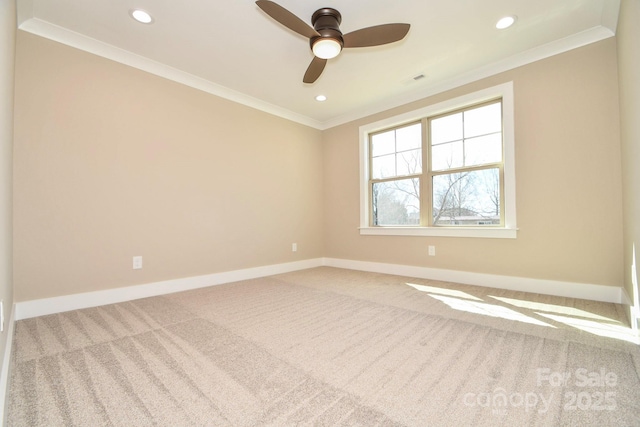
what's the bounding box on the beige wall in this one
[13,32,324,301]
[0,0,15,409]
[323,38,623,288]
[13,29,627,302]
[617,0,640,319]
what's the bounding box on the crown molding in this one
[321,25,615,129]
[19,17,615,131]
[18,18,324,130]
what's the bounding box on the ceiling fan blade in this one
[256,1,319,39]
[303,57,327,83]
[343,23,410,48]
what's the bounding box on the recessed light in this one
[315,95,327,102]
[496,15,517,30]
[130,9,154,24]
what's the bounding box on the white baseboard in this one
[322,258,627,304]
[15,258,324,320]
[14,256,628,321]
[627,293,640,332]
[0,303,15,426]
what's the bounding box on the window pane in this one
[396,123,422,152]
[397,149,422,176]
[373,178,420,226]
[432,140,463,171]
[372,131,395,157]
[431,113,462,145]
[432,168,500,226]
[465,133,502,167]
[464,102,501,138]
[372,154,396,179]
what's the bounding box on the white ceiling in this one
[17,0,619,129]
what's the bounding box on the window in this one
[370,122,422,226]
[430,100,503,226]
[359,82,516,238]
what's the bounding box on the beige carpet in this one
[7,267,640,426]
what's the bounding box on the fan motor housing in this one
[310,8,344,50]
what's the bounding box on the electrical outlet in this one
[133,256,143,269]
[292,243,297,252]
[428,246,436,256]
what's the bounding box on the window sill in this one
[359,226,518,239]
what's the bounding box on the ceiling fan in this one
[255,1,410,83]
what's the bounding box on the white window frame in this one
[359,82,517,239]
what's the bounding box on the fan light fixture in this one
[255,1,410,83]
[130,9,154,24]
[312,38,342,59]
